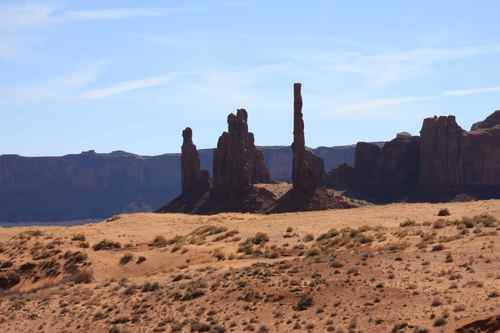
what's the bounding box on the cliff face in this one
[463,111,500,195]
[0,151,178,222]
[327,110,500,201]
[419,116,465,196]
[0,146,357,222]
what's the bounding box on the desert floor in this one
[2,200,500,332]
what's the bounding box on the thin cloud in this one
[336,96,437,114]
[314,44,500,86]
[329,82,500,115]
[63,8,172,21]
[81,74,178,99]
[0,4,172,31]
[2,62,106,103]
[443,86,500,97]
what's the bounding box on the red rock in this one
[213,109,271,196]
[181,127,209,194]
[342,134,420,199]
[463,110,500,195]
[291,83,324,193]
[326,163,355,190]
[353,142,382,193]
[419,116,465,197]
[158,128,210,213]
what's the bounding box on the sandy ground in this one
[1,200,500,332]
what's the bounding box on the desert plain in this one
[2,200,500,332]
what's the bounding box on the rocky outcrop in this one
[291,83,325,193]
[161,109,276,214]
[328,111,500,201]
[270,83,358,213]
[463,110,500,196]
[248,133,272,185]
[330,134,420,200]
[378,133,421,197]
[353,142,382,193]
[471,110,500,130]
[213,109,271,196]
[326,163,355,190]
[419,116,465,197]
[180,127,210,195]
[158,128,210,213]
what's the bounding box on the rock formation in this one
[291,83,325,193]
[270,83,358,213]
[158,128,210,213]
[378,133,420,197]
[471,110,500,130]
[419,116,465,197]
[463,110,500,196]
[213,109,271,196]
[328,110,500,201]
[353,142,382,193]
[326,163,355,190]
[329,134,420,200]
[180,127,210,195]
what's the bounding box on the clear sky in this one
[2,1,500,156]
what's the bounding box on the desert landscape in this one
[3,2,500,333]
[2,200,500,332]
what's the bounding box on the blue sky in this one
[2,1,500,156]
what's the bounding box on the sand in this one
[1,200,500,332]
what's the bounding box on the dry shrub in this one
[93,239,121,251]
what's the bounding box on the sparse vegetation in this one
[71,234,86,242]
[2,203,500,332]
[150,235,168,248]
[400,219,417,228]
[93,239,121,251]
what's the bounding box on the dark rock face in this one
[291,83,324,193]
[419,116,465,197]
[471,110,500,130]
[159,128,211,213]
[248,133,272,185]
[180,127,210,195]
[353,142,382,193]
[181,127,210,193]
[213,109,271,196]
[463,111,500,196]
[378,134,421,197]
[0,151,177,223]
[329,110,500,201]
[326,163,355,190]
[0,145,357,222]
[334,135,420,199]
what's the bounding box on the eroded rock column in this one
[291,83,324,193]
[180,127,209,195]
[213,109,271,195]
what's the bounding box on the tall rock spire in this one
[291,83,325,193]
[180,127,209,194]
